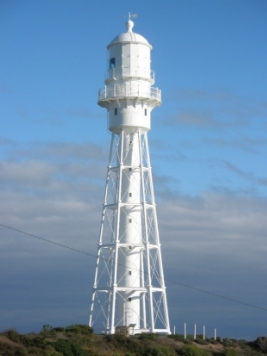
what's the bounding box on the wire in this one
[1,222,267,313]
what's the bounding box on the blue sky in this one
[0,0,267,340]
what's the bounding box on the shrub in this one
[194,339,208,345]
[65,324,93,335]
[223,339,234,348]
[144,344,176,356]
[31,337,48,350]
[106,334,144,354]
[5,329,20,343]
[54,339,87,356]
[28,346,46,355]
[42,325,53,332]
[139,333,158,341]
[52,327,65,332]
[168,334,185,342]
[224,348,239,356]
[181,343,212,356]
[248,336,267,353]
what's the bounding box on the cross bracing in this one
[89,130,170,334]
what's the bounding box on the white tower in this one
[89,17,170,335]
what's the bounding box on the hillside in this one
[0,324,266,356]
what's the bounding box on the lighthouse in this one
[89,16,170,335]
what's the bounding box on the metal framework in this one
[89,131,170,334]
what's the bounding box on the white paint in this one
[89,20,170,335]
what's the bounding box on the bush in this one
[168,334,185,342]
[194,339,208,345]
[224,348,239,356]
[181,343,212,356]
[105,334,144,355]
[223,339,234,348]
[52,327,65,332]
[54,339,87,356]
[139,333,158,341]
[65,324,93,335]
[42,325,53,332]
[249,336,267,353]
[144,344,176,356]
[28,346,46,355]
[5,329,20,343]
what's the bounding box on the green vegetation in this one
[0,324,266,356]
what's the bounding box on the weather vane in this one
[127,12,138,20]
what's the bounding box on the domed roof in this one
[107,20,152,49]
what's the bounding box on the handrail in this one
[105,67,155,81]
[98,83,161,102]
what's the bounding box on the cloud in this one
[66,108,96,119]
[222,160,255,181]
[9,142,107,162]
[0,138,17,147]
[170,110,225,128]
[167,88,267,129]
[205,136,267,154]
[206,159,267,188]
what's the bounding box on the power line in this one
[1,222,267,313]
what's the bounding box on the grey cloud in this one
[220,160,267,187]
[0,138,17,147]
[222,160,255,181]
[66,108,96,119]
[170,111,222,127]
[205,136,267,154]
[167,88,267,129]
[258,178,267,186]
[0,161,57,186]
[41,142,107,161]
[9,142,107,162]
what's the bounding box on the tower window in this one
[129,271,132,275]
[129,168,132,171]
[128,298,132,302]
[109,58,115,69]
[114,108,117,115]
[129,193,132,197]
[129,219,132,223]
[145,108,147,116]
[129,141,132,146]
